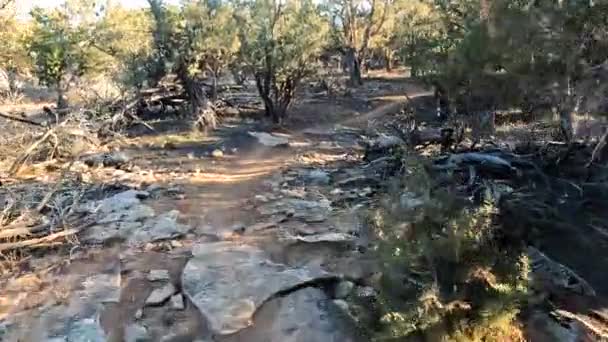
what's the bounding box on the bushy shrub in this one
[369,156,529,341]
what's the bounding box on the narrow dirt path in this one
[0,78,429,342]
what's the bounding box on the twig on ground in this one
[8,127,57,175]
[36,160,75,213]
[587,128,608,168]
[0,228,81,253]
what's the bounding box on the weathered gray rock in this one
[95,190,150,214]
[399,192,427,210]
[182,242,332,335]
[282,232,356,244]
[147,269,170,282]
[130,210,190,244]
[125,323,151,342]
[80,271,122,304]
[170,294,185,310]
[304,169,331,185]
[61,317,108,342]
[332,299,350,314]
[355,286,377,298]
[83,151,131,168]
[28,268,121,341]
[227,288,359,342]
[258,198,332,223]
[134,309,143,320]
[371,134,404,149]
[81,190,188,245]
[248,131,289,147]
[334,281,355,299]
[145,283,176,306]
[528,247,596,297]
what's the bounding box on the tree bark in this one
[385,49,393,72]
[345,47,362,86]
[178,63,216,129]
[57,86,68,109]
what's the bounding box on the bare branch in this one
[0,111,45,127]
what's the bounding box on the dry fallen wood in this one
[587,128,608,167]
[0,223,48,240]
[8,128,56,175]
[433,152,517,174]
[36,160,75,213]
[0,111,45,127]
[0,228,80,252]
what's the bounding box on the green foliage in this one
[28,1,105,107]
[0,5,32,100]
[238,0,329,122]
[369,156,528,341]
[93,5,153,90]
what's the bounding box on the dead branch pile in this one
[0,174,93,257]
[0,110,102,176]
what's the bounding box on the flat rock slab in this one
[226,287,360,342]
[80,190,190,245]
[258,198,332,223]
[248,132,289,147]
[182,242,333,335]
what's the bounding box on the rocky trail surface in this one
[0,108,401,341]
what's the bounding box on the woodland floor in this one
[0,72,607,341]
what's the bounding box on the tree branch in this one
[0,111,45,127]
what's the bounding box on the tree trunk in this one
[57,86,68,109]
[231,68,245,85]
[385,49,393,72]
[345,47,363,86]
[6,69,18,98]
[210,69,218,102]
[255,73,274,120]
[178,64,216,130]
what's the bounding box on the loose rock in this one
[211,149,224,158]
[248,131,289,147]
[304,169,331,185]
[147,269,170,282]
[145,283,176,306]
[334,280,355,299]
[181,242,332,335]
[170,294,185,310]
[124,323,150,342]
[229,287,359,342]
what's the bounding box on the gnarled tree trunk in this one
[345,47,362,86]
[178,64,216,131]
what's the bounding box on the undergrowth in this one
[368,155,529,341]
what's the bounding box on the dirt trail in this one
[0,77,429,341]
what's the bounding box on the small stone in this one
[211,149,223,158]
[145,283,176,305]
[125,323,150,342]
[334,281,355,299]
[305,169,330,185]
[170,294,185,310]
[134,309,143,320]
[187,152,195,160]
[231,224,246,235]
[147,269,170,282]
[355,286,377,298]
[255,194,269,203]
[332,299,350,313]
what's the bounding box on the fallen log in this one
[433,152,517,175]
[0,228,80,252]
[0,111,45,127]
